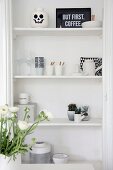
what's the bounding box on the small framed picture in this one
[56,8,91,28]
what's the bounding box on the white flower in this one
[42,109,53,119]
[18,120,30,130]
[9,107,19,113]
[0,105,8,116]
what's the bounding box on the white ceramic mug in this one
[46,65,54,76]
[55,65,63,76]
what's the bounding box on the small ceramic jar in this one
[19,93,29,105]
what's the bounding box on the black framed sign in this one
[56,8,91,28]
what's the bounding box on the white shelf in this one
[13,27,102,37]
[35,118,102,127]
[21,163,95,170]
[14,75,102,79]
[21,160,102,170]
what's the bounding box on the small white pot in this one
[67,111,74,121]
[74,114,81,123]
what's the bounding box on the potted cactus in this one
[81,106,89,121]
[67,104,77,121]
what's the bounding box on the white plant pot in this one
[74,114,81,123]
[0,154,21,170]
[67,111,74,121]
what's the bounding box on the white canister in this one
[19,93,29,105]
[30,142,52,164]
[31,8,49,28]
[83,60,95,76]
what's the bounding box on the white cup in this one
[46,65,54,76]
[55,65,63,76]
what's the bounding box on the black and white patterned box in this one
[80,57,102,76]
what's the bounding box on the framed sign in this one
[56,8,91,28]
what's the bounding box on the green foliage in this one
[75,107,81,114]
[0,107,48,160]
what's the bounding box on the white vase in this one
[0,154,21,170]
[83,60,95,76]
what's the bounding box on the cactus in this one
[68,104,77,111]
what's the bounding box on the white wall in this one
[13,0,103,28]
[0,0,7,105]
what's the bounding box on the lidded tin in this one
[30,142,52,164]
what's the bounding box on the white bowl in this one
[53,153,69,164]
[82,21,102,28]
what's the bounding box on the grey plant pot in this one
[67,111,75,121]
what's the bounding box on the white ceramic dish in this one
[53,153,69,164]
[82,21,102,28]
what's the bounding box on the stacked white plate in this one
[82,21,102,28]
